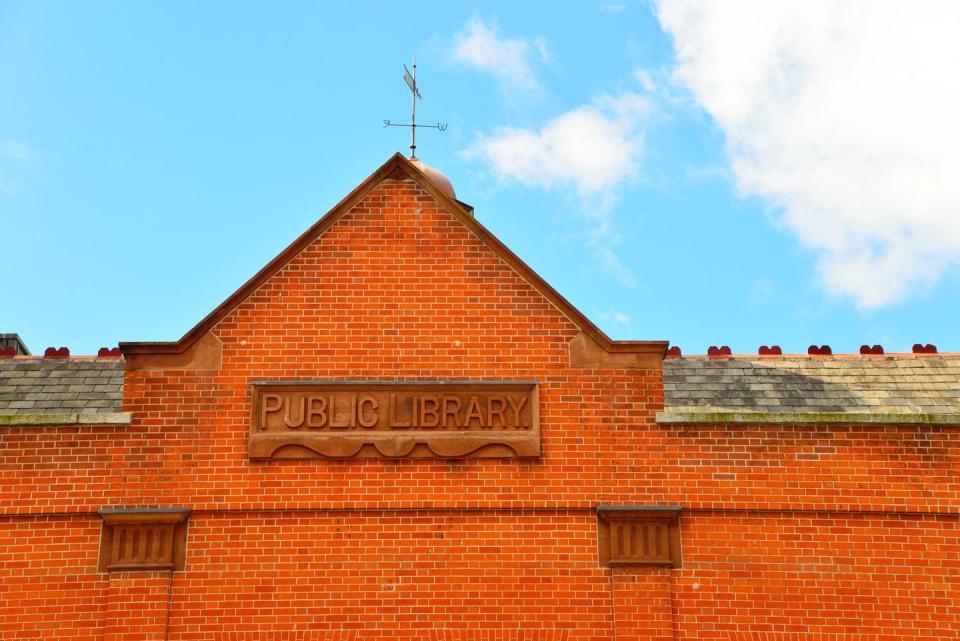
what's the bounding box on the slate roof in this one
[3,353,960,425]
[661,355,960,423]
[0,358,124,415]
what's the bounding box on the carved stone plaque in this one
[249,382,539,459]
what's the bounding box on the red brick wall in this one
[104,572,171,641]
[675,512,960,639]
[612,569,675,640]
[170,510,607,641]
[1,175,959,638]
[0,515,106,640]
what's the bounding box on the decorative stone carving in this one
[597,506,682,568]
[249,382,540,459]
[123,332,222,371]
[98,509,189,572]
[568,331,666,369]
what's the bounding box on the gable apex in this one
[120,153,667,366]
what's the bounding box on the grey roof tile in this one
[0,359,124,414]
[5,354,960,420]
[664,356,960,417]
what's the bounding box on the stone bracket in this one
[597,505,682,568]
[123,332,222,372]
[569,332,665,369]
[98,508,190,572]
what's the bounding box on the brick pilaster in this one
[611,568,675,641]
[104,571,170,641]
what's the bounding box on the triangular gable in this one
[120,153,666,365]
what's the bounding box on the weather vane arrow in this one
[383,55,447,159]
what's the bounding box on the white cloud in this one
[655,0,960,308]
[451,18,548,95]
[462,79,651,288]
[0,140,32,197]
[590,240,638,288]
[463,93,649,288]
[463,92,649,196]
[599,307,632,325]
[1,141,31,161]
[749,278,777,303]
[634,68,657,93]
[600,2,632,14]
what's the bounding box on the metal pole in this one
[410,55,417,159]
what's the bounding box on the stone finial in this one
[410,158,456,199]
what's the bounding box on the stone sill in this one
[657,410,960,425]
[0,412,132,427]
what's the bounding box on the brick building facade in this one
[2,154,959,640]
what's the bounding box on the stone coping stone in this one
[0,412,132,427]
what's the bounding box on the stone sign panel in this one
[249,381,539,459]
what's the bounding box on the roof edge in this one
[120,153,666,360]
[122,154,415,355]
[668,353,958,360]
[657,410,960,426]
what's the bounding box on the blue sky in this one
[3,1,959,355]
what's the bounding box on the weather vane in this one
[383,55,447,160]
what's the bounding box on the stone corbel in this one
[123,332,222,372]
[98,508,190,572]
[597,505,682,568]
[569,332,666,369]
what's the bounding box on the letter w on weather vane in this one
[383,55,448,160]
